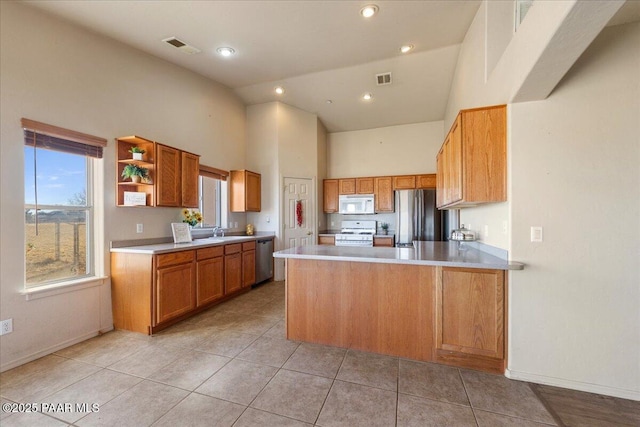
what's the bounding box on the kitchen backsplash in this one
[327,213,396,233]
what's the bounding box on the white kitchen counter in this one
[110,233,275,255]
[274,241,523,270]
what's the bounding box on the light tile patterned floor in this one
[1,280,638,426]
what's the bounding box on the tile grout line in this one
[457,368,481,427]
[312,345,349,426]
[528,383,567,427]
[395,357,400,427]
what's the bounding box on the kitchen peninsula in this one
[274,242,523,374]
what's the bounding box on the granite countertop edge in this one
[110,233,276,255]
[273,242,524,271]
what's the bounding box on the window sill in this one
[21,276,108,301]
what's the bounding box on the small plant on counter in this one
[121,164,148,183]
[182,209,203,227]
[381,223,389,235]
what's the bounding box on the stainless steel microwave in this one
[338,194,375,214]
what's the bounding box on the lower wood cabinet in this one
[373,236,394,247]
[242,241,256,287]
[196,246,224,307]
[435,267,506,373]
[111,240,258,335]
[224,244,243,294]
[318,235,335,245]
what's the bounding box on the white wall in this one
[0,2,246,370]
[246,102,322,280]
[508,22,639,399]
[327,121,444,178]
[317,120,328,231]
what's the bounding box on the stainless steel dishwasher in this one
[255,238,274,284]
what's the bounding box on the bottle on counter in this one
[246,223,255,236]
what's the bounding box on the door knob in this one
[306,231,313,235]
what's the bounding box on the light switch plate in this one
[531,226,543,242]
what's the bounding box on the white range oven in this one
[334,220,376,247]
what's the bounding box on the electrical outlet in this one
[136,223,143,233]
[266,216,271,223]
[531,226,543,242]
[0,319,13,336]
[234,222,238,228]
[484,225,489,238]
[331,221,335,227]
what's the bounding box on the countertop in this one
[273,241,524,270]
[110,233,275,255]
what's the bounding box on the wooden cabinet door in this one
[318,236,335,245]
[156,143,181,207]
[374,177,394,213]
[181,152,199,208]
[373,236,394,247]
[323,179,339,213]
[156,262,195,324]
[436,267,505,360]
[246,171,261,212]
[196,256,224,306]
[224,252,242,294]
[462,106,507,203]
[356,177,374,194]
[393,175,417,190]
[242,250,256,287]
[448,116,463,204]
[416,174,436,189]
[230,170,261,212]
[339,179,356,195]
[436,151,445,208]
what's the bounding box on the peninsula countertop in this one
[110,233,275,255]
[273,241,524,270]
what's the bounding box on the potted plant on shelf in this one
[381,222,389,235]
[121,164,148,183]
[129,146,146,161]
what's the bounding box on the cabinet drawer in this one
[156,251,194,268]
[242,241,256,251]
[225,243,242,254]
[197,246,224,261]
[318,236,335,245]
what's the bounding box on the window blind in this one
[21,118,107,158]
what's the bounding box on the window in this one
[515,0,534,31]
[199,165,228,227]
[22,119,106,288]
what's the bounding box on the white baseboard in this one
[506,368,640,401]
[0,326,114,373]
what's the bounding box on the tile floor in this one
[1,280,638,426]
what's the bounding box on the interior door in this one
[283,177,314,249]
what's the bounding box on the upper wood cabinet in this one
[115,136,200,208]
[393,175,417,190]
[156,143,182,207]
[115,136,156,207]
[435,267,505,373]
[416,174,437,189]
[230,170,261,212]
[356,177,374,194]
[339,178,356,195]
[437,105,506,209]
[323,179,339,213]
[181,152,200,208]
[374,177,394,213]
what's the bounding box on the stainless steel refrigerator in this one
[394,189,459,246]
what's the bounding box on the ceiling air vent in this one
[376,72,392,86]
[162,37,201,55]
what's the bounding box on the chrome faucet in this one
[212,226,224,237]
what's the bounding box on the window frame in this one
[21,118,106,291]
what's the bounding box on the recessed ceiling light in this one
[360,4,379,18]
[400,44,414,54]
[216,47,235,57]
[274,86,285,95]
[362,93,373,101]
